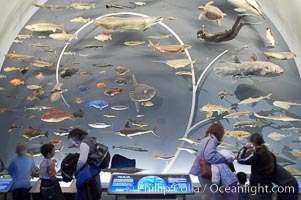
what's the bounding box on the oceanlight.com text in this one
[197,184,295,196]
[137,183,295,196]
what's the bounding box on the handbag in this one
[199,138,212,179]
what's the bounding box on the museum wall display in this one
[1,0,301,180]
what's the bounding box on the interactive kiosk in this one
[0,175,12,200]
[108,174,194,200]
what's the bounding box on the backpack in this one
[61,153,79,182]
[88,143,111,170]
[0,159,5,172]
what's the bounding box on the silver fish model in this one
[129,74,156,112]
[94,16,163,32]
[115,127,158,138]
[233,120,272,128]
[214,61,283,80]
[112,146,148,152]
[102,167,144,174]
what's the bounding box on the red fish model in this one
[41,109,75,122]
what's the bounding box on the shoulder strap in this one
[201,138,212,160]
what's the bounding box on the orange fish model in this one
[104,88,122,96]
[96,82,106,88]
[0,108,15,112]
[49,139,64,145]
[41,109,75,122]
[9,79,24,86]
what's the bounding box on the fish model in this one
[152,59,196,69]
[25,21,64,32]
[94,32,112,42]
[88,122,111,128]
[94,16,163,32]
[254,112,301,122]
[238,93,272,105]
[266,27,276,47]
[27,143,43,157]
[104,88,122,96]
[214,61,283,80]
[218,90,233,99]
[49,33,78,41]
[115,127,158,138]
[41,109,75,122]
[178,147,198,155]
[54,128,69,136]
[224,129,250,140]
[9,79,24,86]
[223,111,251,118]
[31,59,54,68]
[124,41,145,47]
[263,52,296,60]
[198,1,227,26]
[112,146,148,152]
[152,155,174,161]
[145,34,173,39]
[148,40,192,53]
[102,167,144,174]
[111,105,129,111]
[50,83,67,102]
[70,17,91,23]
[281,127,301,133]
[5,53,33,60]
[228,0,264,19]
[267,132,291,141]
[178,137,201,145]
[273,100,301,110]
[24,106,53,111]
[83,100,108,110]
[286,168,301,176]
[201,103,233,119]
[49,139,64,145]
[233,120,272,128]
[20,127,48,141]
[129,74,156,112]
[197,14,260,43]
[70,3,96,10]
[32,3,70,9]
[128,119,148,127]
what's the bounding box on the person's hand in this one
[244,142,254,148]
[52,159,57,163]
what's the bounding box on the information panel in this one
[0,175,12,192]
[108,174,193,195]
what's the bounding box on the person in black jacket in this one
[274,164,298,200]
[68,128,101,200]
[237,133,276,200]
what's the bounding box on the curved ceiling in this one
[1,0,301,176]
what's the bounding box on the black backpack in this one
[88,143,111,170]
[61,153,79,182]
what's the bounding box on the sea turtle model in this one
[198,1,226,26]
[129,74,156,112]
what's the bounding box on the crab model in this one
[198,1,226,26]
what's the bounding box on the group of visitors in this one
[5,124,299,200]
[189,123,299,200]
[7,128,102,200]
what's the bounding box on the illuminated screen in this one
[108,174,193,194]
[0,175,12,192]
